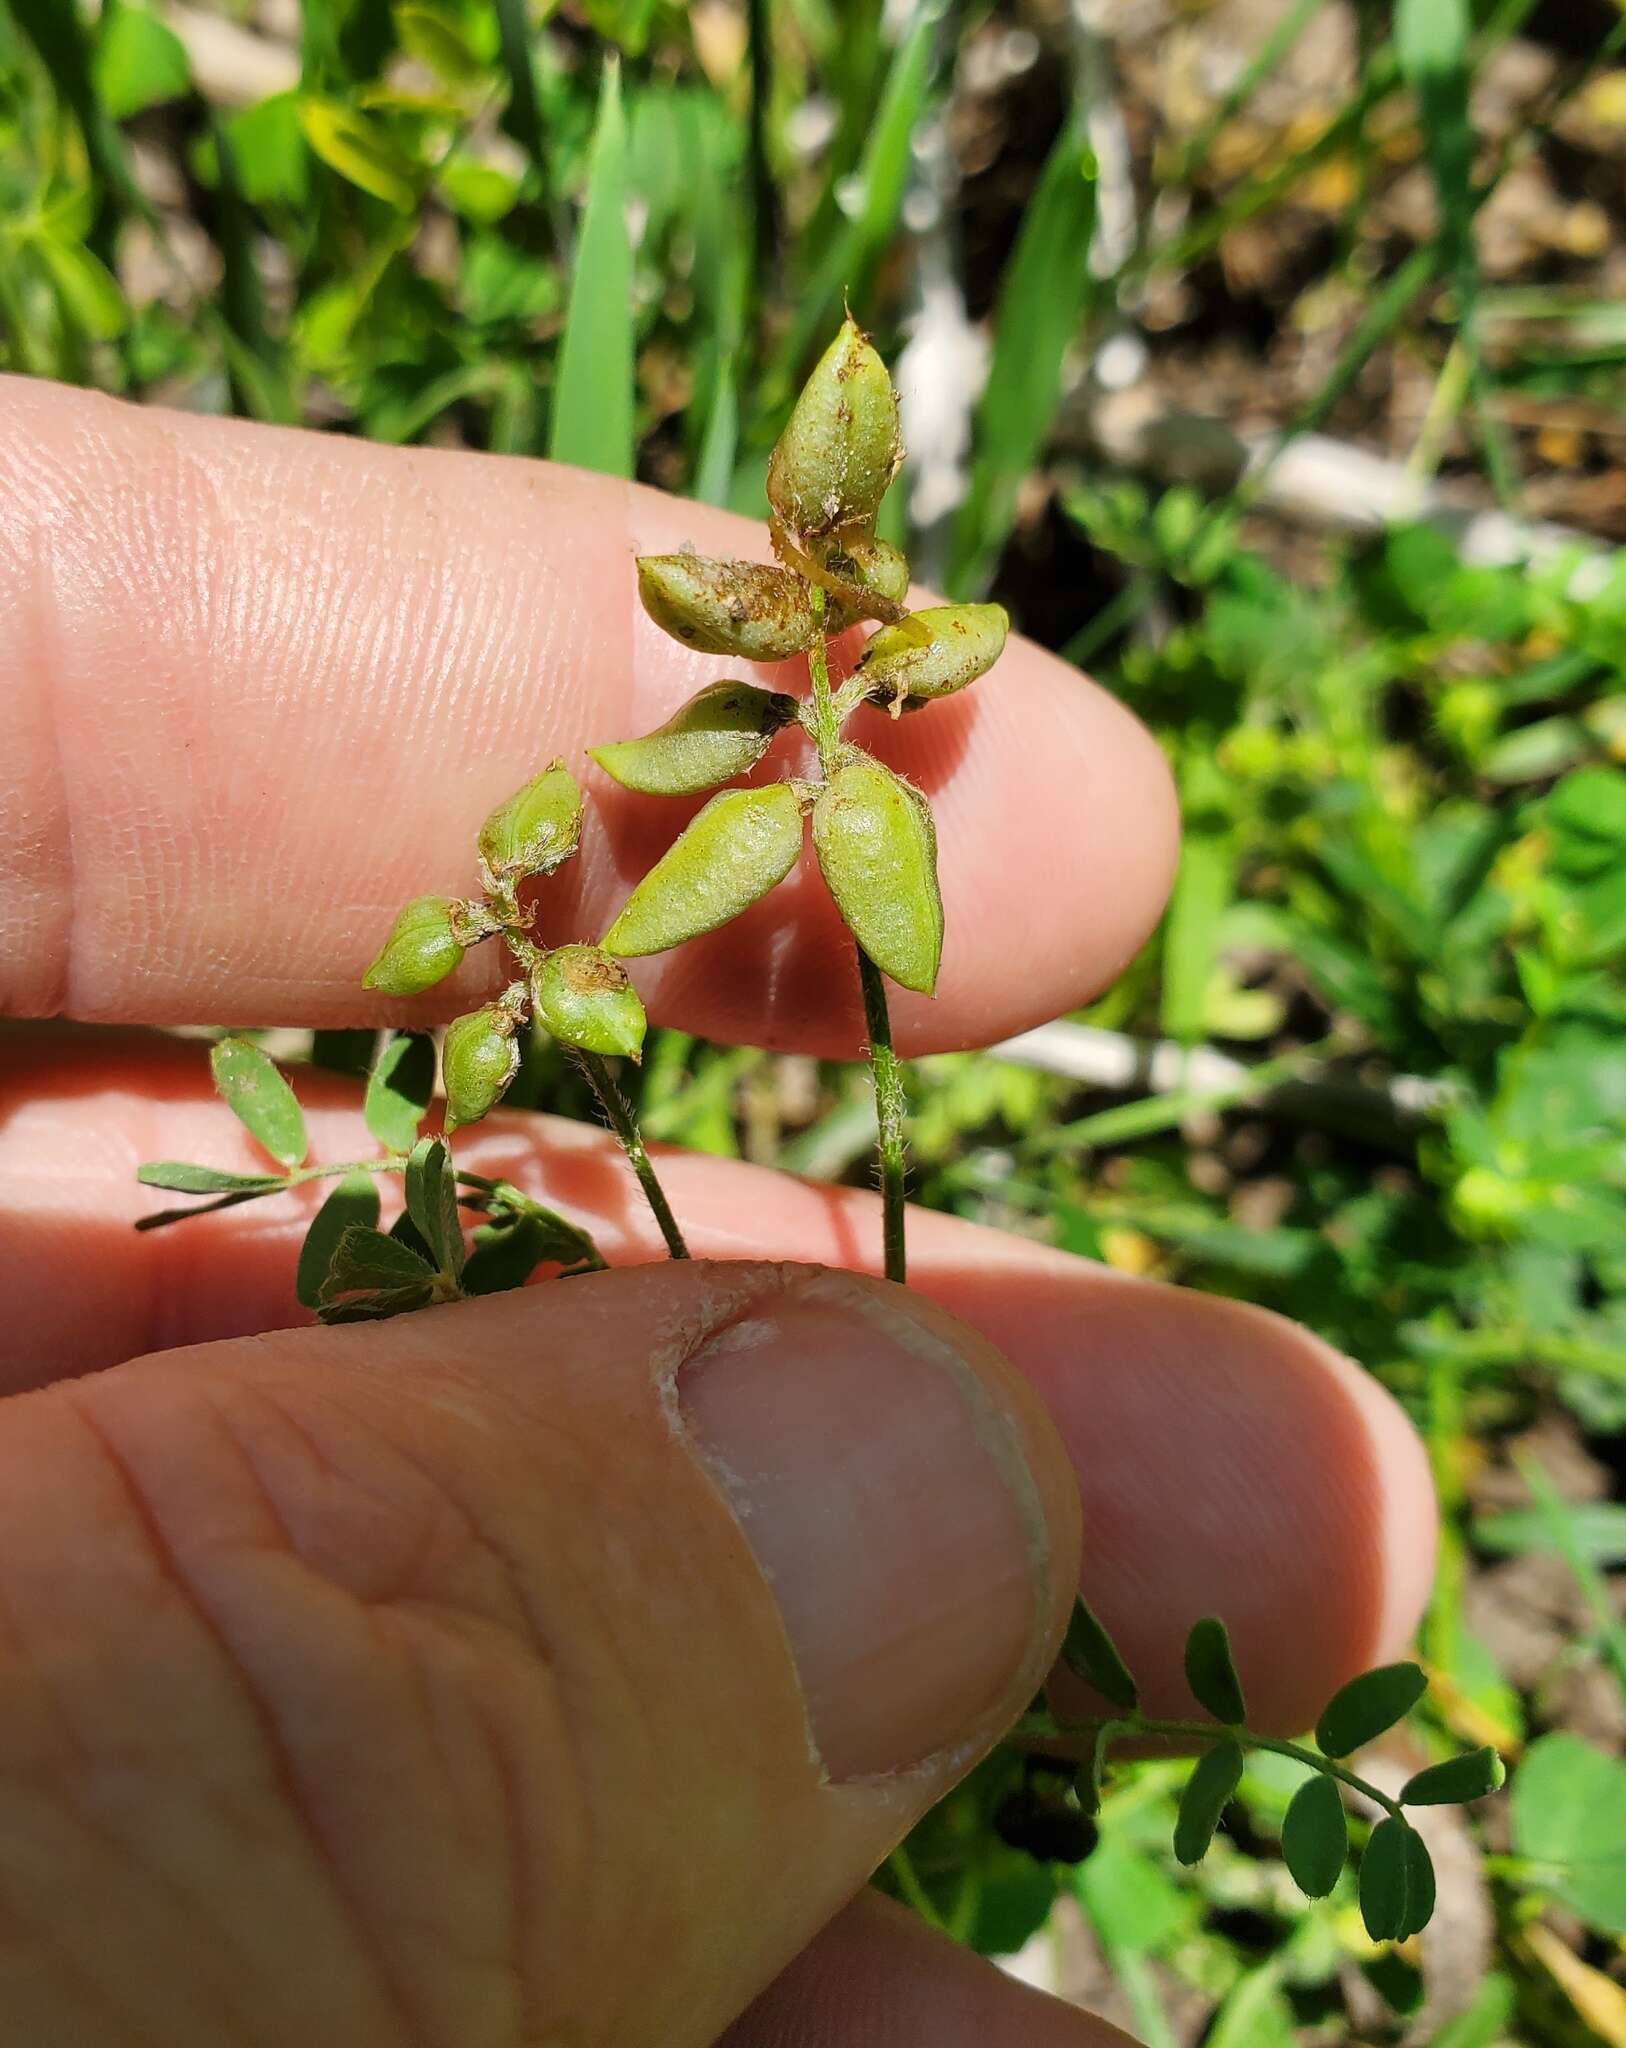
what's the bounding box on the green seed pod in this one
[590,681,798,797]
[859,604,1009,714]
[771,524,910,628]
[442,1004,519,1132]
[636,553,814,662]
[478,762,583,882]
[602,783,805,958]
[812,755,943,995]
[766,317,902,544]
[362,895,466,996]
[533,945,647,1061]
[826,535,912,629]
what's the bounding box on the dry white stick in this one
[164,3,300,108]
[1085,387,1607,593]
[987,1020,1451,1123]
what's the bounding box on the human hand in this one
[0,381,1435,2046]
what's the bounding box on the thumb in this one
[5,1261,1079,2048]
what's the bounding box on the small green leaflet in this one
[1173,1738,1244,1865]
[210,1036,308,1167]
[92,5,190,119]
[315,1212,430,1294]
[1315,1663,1427,1759]
[1400,1747,1504,1806]
[1402,1826,1436,1939]
[320,1284,437,1325]
[137,1162,284,1194]
[363,1033,436,1152]
[463,1205,602,1294]
[1359,1818,1436,1942]
[1281,1772,1347,1897]
[300,100,418,211]
[1184,1616,1246,1725]
[296,1173,381,1310]
[1509,1732,1626,1936]
[1060,1594,1138,1711]
[393,4,485,86]
[463,1215,556,1294]
[405,1136,465,1280]
[1359,1817,1410,1941]
[134,1186,285,1232]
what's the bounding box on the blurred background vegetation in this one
[4,0,1626,2038]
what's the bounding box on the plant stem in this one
[805,586,910,1286]
[1009,1715,1407,1823]
[496,923,685,1260]
[570,1048,690,1260]
[803,585,842,771]
[858,945,908,1285]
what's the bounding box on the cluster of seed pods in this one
[360,318,1009,1132]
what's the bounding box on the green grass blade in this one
[493,0,547,180]
[693,353,739,507]
[771,2,939,392]
[549,58,634,478]
[1160,824,1234,1045]
[947,101,1098,596]
[1397,0,1474,287]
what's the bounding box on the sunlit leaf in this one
[210,1037,308,1168]
[364,1033,436,1151]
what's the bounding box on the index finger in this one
[0,377,1177,1055]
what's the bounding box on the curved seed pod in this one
[767,317,902,544]
[362,895,466,996]
[442,1004,519,1133]
[533,945,648,1061]
[636,553,814,661]
[590,681,798,796]
[859,604,1009,715]
[826,535,912,629]
[771,523,910,628]
[811,755,943,996]
[602,783,805,957]
[478,762,583,882]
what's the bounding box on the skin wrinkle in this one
[40,1389,404,2048]
[6,435,73,1019]
[200,1344,655,2048]
[0,1884,179,2048]
[60,1378,447,2048]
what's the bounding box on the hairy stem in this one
[858,946,909,1284]
[570,1048,690,1260]
[803,585,842,772]
[496,925,684,1260]
[806,586,909,1285]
